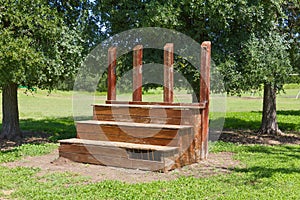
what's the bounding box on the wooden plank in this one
[59,143,129,158]
[132,45,143,101]
[94,110,194,121]
[77,126,180,140]
[193,112,203,161]
[93,106,196,118]
[76,132,180,147]
[59,151,167,171]
[77,124,182,138]
[103,101,206,109]
[200,41,211,104]
[107,47,117,101]
[199,41,211,160]
[76,120,193,130]
[93,114,193,125]
[59,138,179,151]
[58,139,179,171]
[164,43,174,103]
[76,131,192,150]
[75,122,193,144]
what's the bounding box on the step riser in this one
[76,124,193,147]
[93,106,200,125]
[77,123,191,139]
[60,144,129,157]
[93,114,194,125]
[59,142,178,171]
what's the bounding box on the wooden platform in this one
[59,103,206,171]
[58,42,211,172]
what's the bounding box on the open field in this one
[0,85,299,199]
[1,85,297,139]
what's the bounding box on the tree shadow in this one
[19,117,77,142]
[223,117,261,131]
[232,145,300,180]
[234,166,300,179]
[223,110,300,132]
[219,131,300,145]
[277,110,300,116]
[0,117,77,149]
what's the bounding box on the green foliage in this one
[281,1,300,73]
[0,0,82,90]
[94,0,299,96]
[241,31,292,91]
[48,0,103,54]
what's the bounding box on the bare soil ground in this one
[2,150,240,183]
[1,131,299,183]
[220,130,300,145]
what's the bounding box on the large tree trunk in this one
[259,83,281,135]
[0,83,21,140]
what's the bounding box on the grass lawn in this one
[0,142,299,199]
[0,85,299,199]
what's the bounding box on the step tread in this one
[93,103,204,110]
[59,138,179,152]
[76,120,193,130]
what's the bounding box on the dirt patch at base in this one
[220,130,300,145]
[1,130,299,183]
[0,131,51,151]
[1,150,240,183]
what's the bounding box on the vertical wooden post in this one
[133,45,143,102]
[164,43,174,103]
[200,42,211,104]
[107,47,117,101]
[199,41,211,160]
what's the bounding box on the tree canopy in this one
[0,0,82,90]
[0,0,82,139]
[93,0,299,134]
[0,0,299,138]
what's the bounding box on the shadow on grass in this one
[0,117,76,150]
[235,166,300,179]
[277,110,300,116]
[233,145,300,179]
[223,110,300,132]
[19,117,76,142]
[223,117,261,130]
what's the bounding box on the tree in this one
[242,32,292,134]
[48,0,103,54]
[282,1,300,75]
[0,0,82,140]
[94,0,297,134]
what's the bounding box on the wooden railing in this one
[106,42,211,106]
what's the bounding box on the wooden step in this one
[58,138,179,172]
[76,120,194,147]
[93,104,204,125]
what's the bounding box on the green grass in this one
[0,86,299,199]
[0,143,58,163]
[223,111,300,131]
[0,142,299,199]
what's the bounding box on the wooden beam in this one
[164,43,174,103]
[104,100,205,108]
[199,41,211,160]
[133,45,143,101]
[200,42,211,104]
[107,47,117,101]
